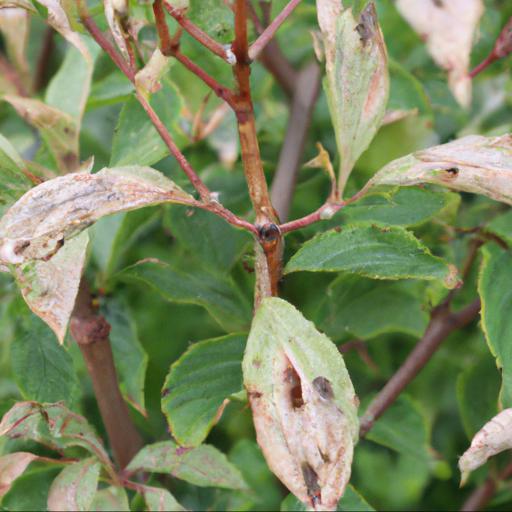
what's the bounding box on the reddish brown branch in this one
[359,299,481,438]
[461,461,512,511]
[33,27,55,92]
[163,1,232,63]
[247,0,297,97]
[270,61,321,221]
[70,282,143,469]
[248,0,302,60]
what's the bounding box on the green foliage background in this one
[2,0,512,510]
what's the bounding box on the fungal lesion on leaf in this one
[355,3,377,46]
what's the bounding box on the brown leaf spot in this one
[284,366,304,409]
[301,462,322,505]
[312,376,334,401]
[355,3,377,46]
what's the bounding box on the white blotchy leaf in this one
[0,452,38,497]
[319,2,389,194]
[368,134,512,205]
[135,48,171,95]
[104,0,130,61]
[459,409,512,485]
[396,0,483,107]
[14,231,89,343]
[0,166,193,265]
[243,297,359,511]
[35,0,92,65]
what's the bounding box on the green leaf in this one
[101,297,148,415]
[189,0,233,43]
[0,402,111,467]
[47,458,100,512]
[3,95,79,173]
[280,485,374,511]
[10,312,78,402]
[365,395,434,464]
[141,486,185,512]
[487,209,512,246]
[0,133,33,217]
[339,187,454,227]
[0,166,192,265]
[110,79,187,166]
[91,486,130,512]
[161,334,245,447]
[368,134,512,206]
[457,355,501,439]
[45,39,98,125]
[316,274,428,341]
[126,441,248,490]
[0,452,38,498]
[119,260,251,332]
[88,71,133,109]
[478,244,512,407]
[243,297,358,510]
[285,224,458,288]
[320,2,389,191]
[165,205,250,272]
[91,208,160,279]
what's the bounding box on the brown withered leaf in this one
[396,0,483,107]
[243,297,359,511]
[0,166,193,266]
[0,452,38,497]
[368,134,512,205]
[459,409,512,485]
[318,2,389,195]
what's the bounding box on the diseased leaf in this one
[13,231,89,342]
[243,297,359,510]
[101,297,148,415]
[91,486,130,512]
[126,440,248,490]
[161,334,245,446]
[316,275,428,341]
[120,260,251,332]
[396,0,483,107]
[47,458,100,512]
[285,224,459,288]
[35,0,92,63]
[141,485,185,512]
[0,166,193,265]
[478,244,512,407]
[11,311,79,400]
[0,402,111,467]
[0,8,30,86]
[111,79,187,166]
[459,409,512,485]
[281,484,374,511]
[0,452,38,498]
[319,2,389,192]
[368,135,512,205]
[104,0,129,61]
[3,95,79,173]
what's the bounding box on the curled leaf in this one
[396,0,483,107]
[459,409,512,485]
[0,166,193,265]
[368,134,512,205]
[319,2,389,194]
[135,48,171,96]
[0,452,38,497]
[243,297,359,511]
[104,0,129,61]
[0,8,30,85]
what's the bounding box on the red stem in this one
[163,1,232,63]
[248,0,302,60]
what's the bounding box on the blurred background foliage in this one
[2,0,512,510]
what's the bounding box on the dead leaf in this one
[104,0,130,61]
[459,409,512,485]
[135,48,171,96]
[243,297,358,511]
[368,134,512,205]
[396,0,483,107]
